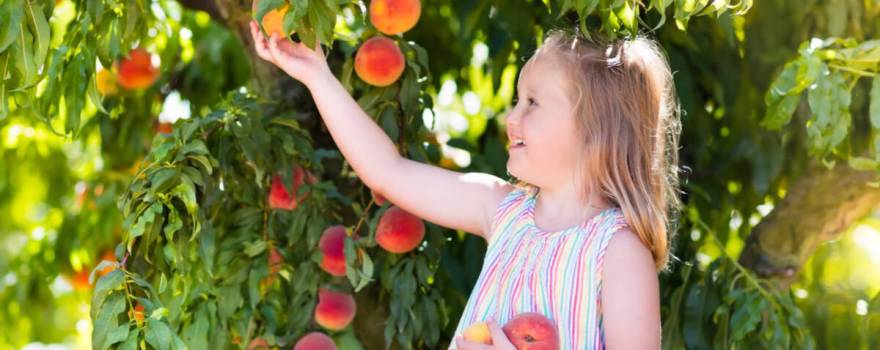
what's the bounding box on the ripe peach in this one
[251,0,292,38]
[369,0,421,35]
[130,304,145,324]
[268,246,283,275]
[463,322,492,345]
[261,246,284,287]
[376,206,424,253]
[501,312,559,350]
[370,188,387,206]
[268,165,314,210]
[117,48,158,90]
[65,269,91,291]
[319,225,347,277]
[96,69,118,95]
[354,36,405,87]
[314,288,356,331]
[293,332,337,350]
[98,250,117,277]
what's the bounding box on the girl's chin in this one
[506,161,523,179]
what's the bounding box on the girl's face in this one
[505,54,582,189]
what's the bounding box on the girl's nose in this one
[505,109,521,127]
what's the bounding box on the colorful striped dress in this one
[449,184,629,349]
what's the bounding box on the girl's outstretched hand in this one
[249,20,331,88]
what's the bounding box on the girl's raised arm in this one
[251,23,511,238]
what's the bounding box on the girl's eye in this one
[512,97,536,107]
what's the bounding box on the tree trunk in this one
[739,160,880,287]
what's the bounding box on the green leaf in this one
[23,0,49,70]
[0,52,10,119]
[682,284,711,350]
[806,68,851,156]
[254,0,286,33]
[398,71,419,117]
[118,329,139,350]
[0,0,23,53]
[182,308,209,349]
[87,72,109,114]
[848,157,878,171]
[355,251,374,292]
[145,318,174,350]
[729,292,763,341]
[91,292,128,350]
[91,270,125,317]
[308,0,335,48]
[244,240,268,257]
[9,25,35,88]
[870,76,880,129]
[379,107,399,141]
[151,168,180,194]
[761,59,803,130]
[283,0,309,36]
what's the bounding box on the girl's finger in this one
[311,39,324,56]
[486,321,515,349]
[455,336,491,350]
[249,22,273,61]
[266,33,281,61]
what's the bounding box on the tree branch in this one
[739,160,880,287]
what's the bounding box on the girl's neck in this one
[532,183,611,232]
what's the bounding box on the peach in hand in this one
[252,0,293,38]
[501,312,560,350]
[463,322,492,345]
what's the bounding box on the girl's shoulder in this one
[495,182,540,214]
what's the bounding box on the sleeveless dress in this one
[449,184,629,349]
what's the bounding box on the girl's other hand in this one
[249,20,331,88]
[454,319,516,350]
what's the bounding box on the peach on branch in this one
[376,205,425,253]
[354,36,405,87]
[251,0,293,38]
[268,165,315,210]
[293,332,337,350]
[117,48,158,90]
[314,288,356,331]
[96,68,118,96]
[369,0,421,35]
[129,304,146,325]
[319,225,347,277]
[98,250,117,277]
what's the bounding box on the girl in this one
[250,23,679,349]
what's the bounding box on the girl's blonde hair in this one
[525,30,682,271]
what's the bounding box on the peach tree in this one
[2,0,880,349]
